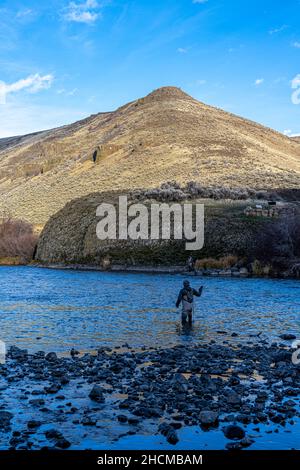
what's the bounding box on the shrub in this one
[0,214,38,261]
[131,181,279,203]
[195,255,238,270]
[251,260,264,277]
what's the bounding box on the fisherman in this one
[176,280,203,325]
[187,255,195,272]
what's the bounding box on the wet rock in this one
[117,415,128,423]
[44,383,61,394]
[158,422,172,436]
[55,438,71,449]
[223,425,245,440]
[166,429,179,445]
[199,411,219,427]
[45,352,58,362]
[9,437,26,448]
[29,398,45,406]
[0,411,13,429]
[45,429,63,440]
[272,351,291,363]
[279,334,296,341]
[240,437,255,448]
[60,376,70,385]
[31,389,45,395]
[89,385,105,403]
[8,346,28,361]
[228,376,240,386]
[81,416,96,426]
[128,417,140,425]
[226,442,242,450]
[225,391,242,406]
[27,420,42,429]
[170,422,182,430]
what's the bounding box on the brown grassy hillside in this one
[1,86,300,225]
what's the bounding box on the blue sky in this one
[0,0,299,137]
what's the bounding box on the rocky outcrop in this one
[35,190,267,267]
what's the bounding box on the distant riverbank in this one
[31,262,300,279]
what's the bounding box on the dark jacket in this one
[176,287,201,308]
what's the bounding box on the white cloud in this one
[269,25,288,35]
[16,8,34,19]
[63,1,101,24]
[67,88,78,96]
[283,130,300,137]
[177,47,188,53]
[195,79,206,85]
[57,87,78,96]
[0,73,54,105]
[292,41,300,49]
[255,78,264,86]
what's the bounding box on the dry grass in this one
[195,255,238,270]
[0,86,299,225]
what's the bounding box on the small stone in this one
[45,352,58,362]
[226,392,242,406]
[166,429,179,445]
[45,429,63,440]
[226,442,242,450]
[55,438,71,449]
[89,385,105,403]
[27,420,41,429]
[223,425,245,440]
[199,411,219,427]
[81,416,96,426]
[44,383,61,394]
[117,415,128,423]
[279,334,296,341]
[128,417,140,425]
[0,411,13,428]
[240,437,254,448]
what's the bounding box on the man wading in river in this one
[176,280,203,325]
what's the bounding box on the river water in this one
[0,266,299,353]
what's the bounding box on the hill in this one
[1,86,300,225]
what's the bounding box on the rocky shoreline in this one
[31,262,300,279]
[0,339,299,450]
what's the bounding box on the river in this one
[0,266,299,353]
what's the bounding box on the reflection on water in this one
[0,266,299,353]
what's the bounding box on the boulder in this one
[223,425,245,440]
[279,334,296,341]
[88,385,105,403]
[45,352,58,362]
[199,411,219,427]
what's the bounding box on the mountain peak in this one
[143,86,192,102]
